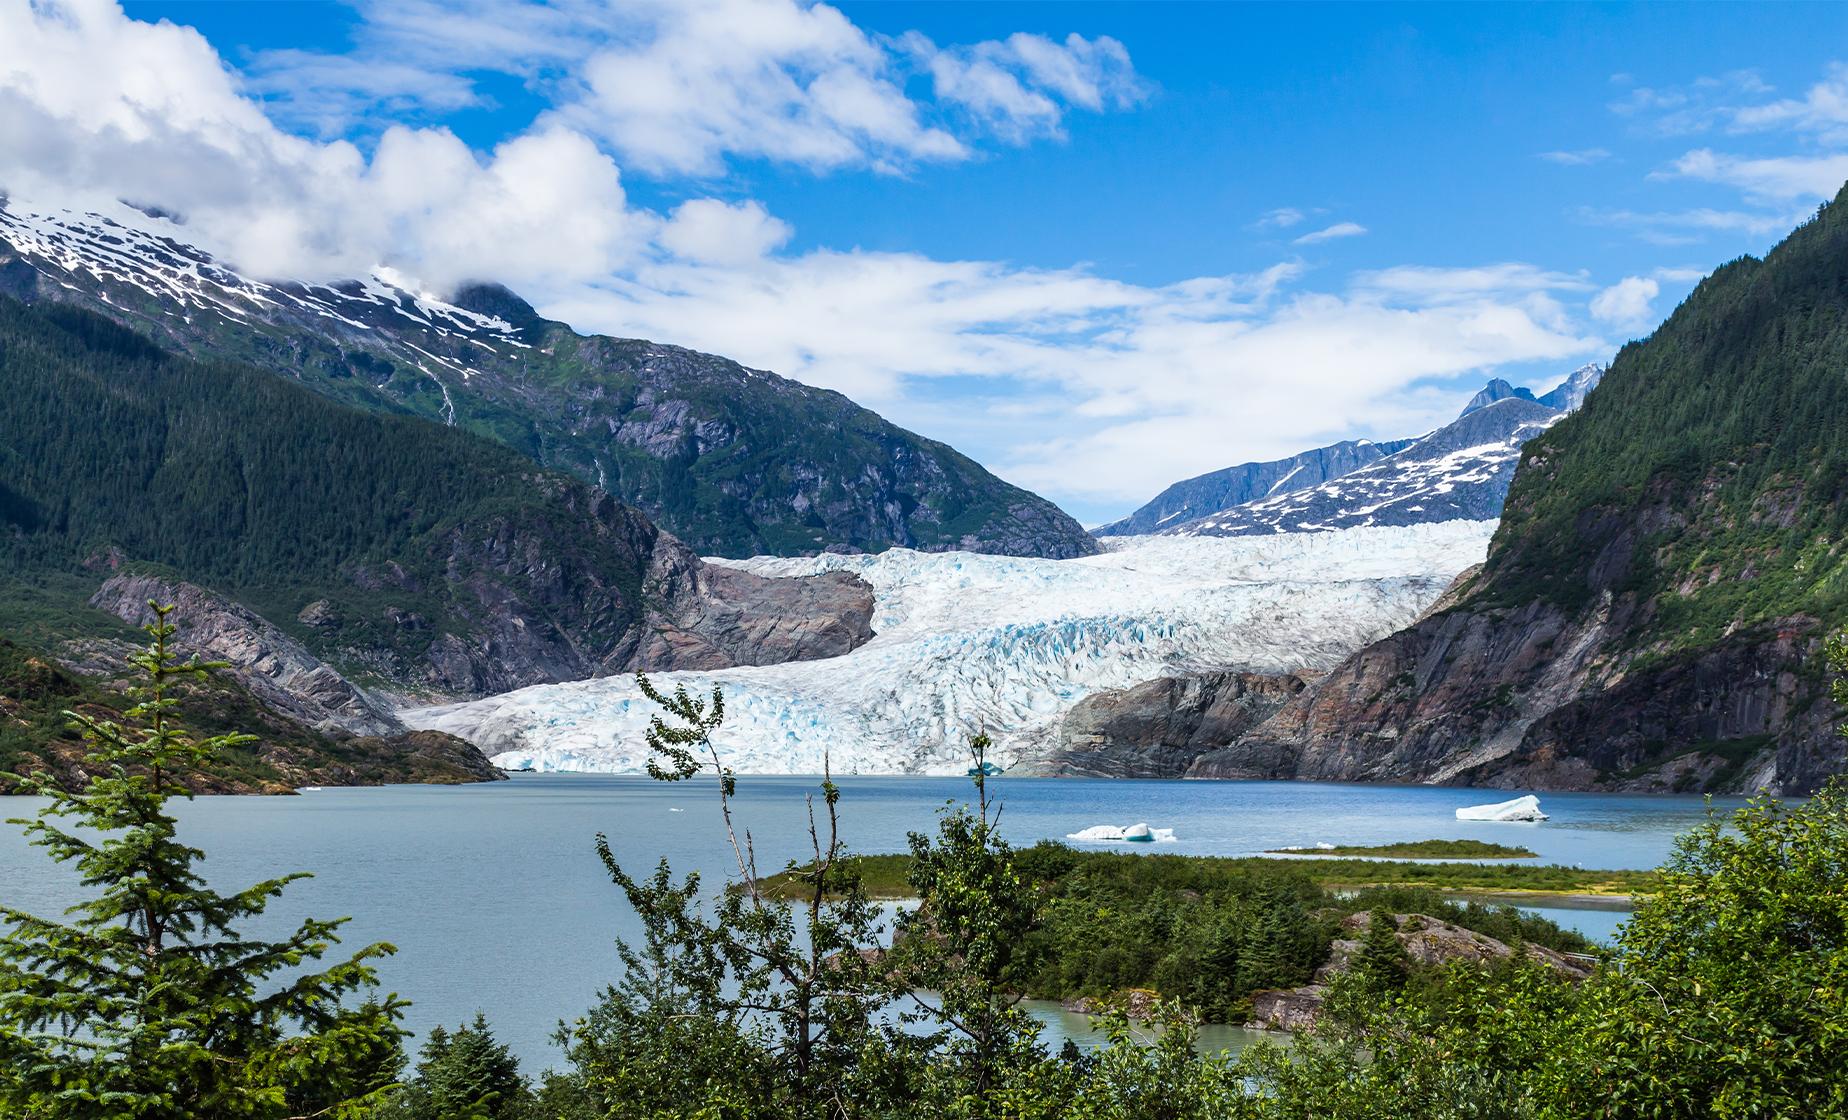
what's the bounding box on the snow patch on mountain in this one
[403,521,1497,775]
[0,201,525,352]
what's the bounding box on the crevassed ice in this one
[402,521,1497,775]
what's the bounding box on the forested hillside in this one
[0,205,1096,559]
[0,295,873,699]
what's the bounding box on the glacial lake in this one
[0,775,1745,1069]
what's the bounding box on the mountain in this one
[1458,378,1538,416]
[1102,363,1607,541]
[0,200,1094,560]
[1148,192,1848,794]
[1093,438,1417,536]
[1163,397,1565,535]
[0,294,874,709]
[1536,361,1606,411]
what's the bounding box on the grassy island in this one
[1264,838,1538,859]
[754,846,1653,902]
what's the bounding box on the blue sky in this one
[14,2,1848,522]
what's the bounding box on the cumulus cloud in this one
[1589,276,1660,330]
[910,30,1146,143]
[248,0,1143,176]
[1292,221,1368,245]
[0,0,1615,511]
[659,199,793,265]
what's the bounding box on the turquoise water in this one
[0,775,1741,1069]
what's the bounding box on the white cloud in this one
[1579,204,1810,240]
[1292,221,1368,245]
[246,0,1144,176]
[1255,207,1306,229]
[0,0,1616,512]
[1662,148,1848,201]
[1538,148,1611,166]
[911,30,1146,143]
[1589,276,1660,330]
[659,199,793,265]
[1728,61,1848,142]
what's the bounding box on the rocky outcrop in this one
[1247,911,1592,1032]
[1187,600,1841,794]
[631,544,875,671]
[1,634,502,795]
[1029,670,1315,777]
[1321,911,1591,981]
[90,574,405,737]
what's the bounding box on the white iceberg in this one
[1455,795,1549,822]
[1066,823,1177,844]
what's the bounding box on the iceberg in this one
[1066,824,1177,844]
[404,522,1497,775]
[1455,795,1548,822]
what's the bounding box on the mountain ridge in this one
[1101,363,1605,540]
[0,200,1094,560]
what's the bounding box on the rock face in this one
[1033,670,1315,777]
[1094,439,1416,537]
[1247,911,1592,1031]
[0,202,1094,560]
[90,574,405,737]
[1199,600,1842,794]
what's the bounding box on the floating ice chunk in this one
[1066,823,1177,843]
[1455,795,1548,822]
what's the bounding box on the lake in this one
[0,774,1742,1069]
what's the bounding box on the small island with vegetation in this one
[1265,838,1538,859]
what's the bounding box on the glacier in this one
[402,521,1498,775]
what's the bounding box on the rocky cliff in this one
[0,202,1094,560]
[0,635,502,794]
[1029,670,1315,777]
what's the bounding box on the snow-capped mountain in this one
[0,199,1095,559]
[402,521,1496,774]
[1535,361,1606,412]
[1166,397,1564,535]
[1093,437,1418,536]
[1457,377,1539,417]
[1108,362,1607,539]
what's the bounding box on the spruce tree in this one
[0,603,407,1119]
[387,1014,530,1120]
[1351,907,1412,994]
